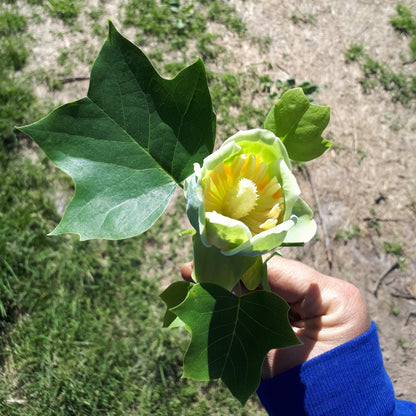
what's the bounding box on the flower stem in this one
[261,265,271,292]
[264,250,282,264]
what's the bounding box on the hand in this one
[180,256,371,379]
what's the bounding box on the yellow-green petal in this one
[205,211,251,252]
[225,219,295,257]
[283,199,316,244]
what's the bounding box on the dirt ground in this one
[22,0,415,402]
[233,0,416,400]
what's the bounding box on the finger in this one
[266,256,332,318]
[266,257,369,327]
[180,262,193,282]
[266,256,328,302]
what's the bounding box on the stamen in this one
[269,203,282,219]
[244,155,257,178]
[259,219,278,230]
[252,162,267,183]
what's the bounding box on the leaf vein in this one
[239,308,282,336]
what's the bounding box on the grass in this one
[351,51,416,104]
[123,0,244,59]
[390,3,416,36]
[383,240,406,270]
[344,43,364,63]
[0,9,30,72]
[383,240,403,256]
[345,4,416,104]
[389,302,400,317]
[0,10,27,35]
[0,147,265,415]
[0,8,38,148]
[47,0,84,24]
[290,11,317,25]
[124,0,206,49]
[207,1,246,36]
[209,69,323,138]
[209,69,279,137]
[391,3,416,60]
[274,78,322,102]
[0,2,267,414]
[0,76,37,147]
[334,225,361,243]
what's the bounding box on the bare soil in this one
[233,0,416,400]
[20,0,415,403]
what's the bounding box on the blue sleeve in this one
[257,322,416,416]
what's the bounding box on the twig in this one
[375,194,386,204]
[405,312,416,326]
[363,217,401,222]
[391,292,416,301]
[275,63,290,76]
[304,166,332,269]
[402,59,416,66]
[355,24,369,36]
[58,76,90,84]
[373,261,399,297]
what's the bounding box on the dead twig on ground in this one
[363,217,402,222]
[58,76,90,84]
[373,261,399,297]
[391,292,416,301]
[275,62,290,75]
[355,24,369,36]
[304,165,332,270]
[405,312,416,326]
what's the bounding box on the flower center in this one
[223,178,258,219]
[203,154,285,234]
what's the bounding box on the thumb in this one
[180,262,193,282]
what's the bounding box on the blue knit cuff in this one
[257,322,397,416]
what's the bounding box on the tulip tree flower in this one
[186,129,317,258]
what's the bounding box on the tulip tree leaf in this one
[264,88,331,162]
[172,283,301,405]
[19,21,215,240]
[160,281,193,328]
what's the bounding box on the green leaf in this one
[173,283,301,405]
[264,88,331,162]
[160,281,193,328]
[19,21,215,240]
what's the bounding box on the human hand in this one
[180,256,371,379]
